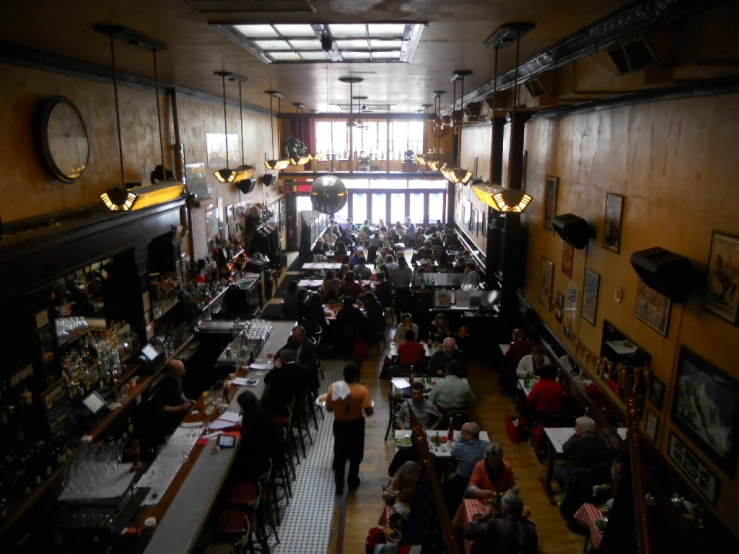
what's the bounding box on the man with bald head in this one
[445,421,490,514]
[428,337,468,377]
[158,359,195,414]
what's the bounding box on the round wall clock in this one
[40,96,89,183]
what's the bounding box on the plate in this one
[394,437,412,448]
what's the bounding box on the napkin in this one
[331,380,351,401]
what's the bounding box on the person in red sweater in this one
[466,443,518,499]
[500,329,535,396]
[389,330,425,376]
[527,365,567,415]
[339,271,364,299]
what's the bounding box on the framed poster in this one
[634,279,671,336]
[557,291,565,309]
[649,375,665,411]
[704,231,739,325]
[540,257,554,310]
[544,176,558,233]
[672,346,738,476]
[561,242,574,279]
[668,433,720,504]
[645,409,659,443]
[582,268,600,326]
[604,193,624,253]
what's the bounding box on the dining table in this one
[393,429,490,458]
[302,262,342,272]
[297,279,324,289]
[452,498,494,554]
[574,503,607,550]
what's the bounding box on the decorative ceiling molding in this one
[443,0,722,115]
[0,40,271,115]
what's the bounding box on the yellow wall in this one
[521,94,739,535]
[0,63,279,260]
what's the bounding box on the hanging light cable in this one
[228,74,255,183]
[289,103,312,166]
[214,71,236,183]
[264,90,289,170]
[441,70,473,185]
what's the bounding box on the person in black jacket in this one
[276,325,317,370]
[553,416,611,492]
[235,390,286,479]
[261,349,318,413]
[464,492,538,554]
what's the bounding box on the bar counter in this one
[140,320,295,554]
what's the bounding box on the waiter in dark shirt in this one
[158,359,195,414]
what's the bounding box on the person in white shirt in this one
[393,313,419,343]
[384,254,399,272]
[390,257,413,288]
[516,346,551,378]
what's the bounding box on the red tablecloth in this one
[574,503,606,549]
[452,499,490,554]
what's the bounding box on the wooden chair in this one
[446,410,474,430]
[385,390,404,441]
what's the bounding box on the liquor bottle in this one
[524,373,531,389]
[447,421,454,442]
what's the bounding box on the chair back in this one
[447,410,473,430]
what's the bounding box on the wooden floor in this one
[331,331,585,554]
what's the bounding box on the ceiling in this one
[0,0,633,113]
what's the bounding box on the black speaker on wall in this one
[630,247,696,303]
[236,179,256,194]
[552,214,595,250]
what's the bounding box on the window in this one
[409,193,424,224]
[296,195,313,214]
[352,193,368,223]
[217,23,425,64]
[315,121,350,158]
[428,192,445,223]
[335,199,349,222]
[409,179,447,189]
[390,193,406,226]
[389,120,424,159]
[371,194,387,225]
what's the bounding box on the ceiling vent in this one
[183,0,317,13]
[607,38,658,75]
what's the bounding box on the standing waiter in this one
[325,363,373,495]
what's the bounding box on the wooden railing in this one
[408,409,462,554]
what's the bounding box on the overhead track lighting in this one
[264,90,290,170]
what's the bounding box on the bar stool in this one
[211,508,257,554]
[229,462,281,548]
[275,403,300,471]
[227,482,272,553]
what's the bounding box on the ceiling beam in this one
[443,0,722,115]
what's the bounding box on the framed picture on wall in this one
[704,230,739,325]
[672,346,739,476]
[544,176,558,233]
[564,283,579,336]
[582,268,600,326]
[561,242,574,279]
[649,374,665,411]
[668,433,720,504]
[645,410,659,443]
[634,279,671,336]
[540,257,554,310]
[557,291,565,309]
[604,193,624,253]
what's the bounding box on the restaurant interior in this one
[0,0,738,553]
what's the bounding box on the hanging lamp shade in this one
[442,166,473,185]
[290,154,313,166]
[472,181,533,212]
[101,187,137,211]
[232,164,256,182]
[414,154,427,166]
[265,158,290,170]
[214,167,236,183]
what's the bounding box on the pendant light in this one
[473,23,535,212]
[228,73,256,183]
[264,90,289,170]
[289,103,313,166]
[214,71,236,183]
[427,91,448,171]
[440,70,474,185]
[95,25,184,211]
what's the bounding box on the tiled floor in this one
[271,359,346,554]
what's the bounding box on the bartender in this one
[158,359,195,413]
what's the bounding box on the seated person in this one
[339,271,364,299]
[389,330,425,377]
[350,249,364,267]
[452,257,467,273]
[384,254,399,272]
[276,324,317,370]
[516,346,550,378]
[335,296,366,344]
[337,228,355,249]
[428,338,468,378]
[429,313,452,343]
[323,228,337,246]
[312,237,328,256]
[429,361,475,410]
[382,461,422,521]
[335,244,350,266]
[560,451,625,528]
[234,390,286,478]
[323,278,342,303]
[526,364,567,415]
[261,349,317,413]
[417,240,434,260]
[321,270,337,296]
[504,329,535,371]
[397,382,441,430]
[362,291,385,335]
[464,262,477,274]
[464,492,538,554]
[353,255,374,280]
[452,422,490,480]
[553,416,611,492]
[303,292,329,334]
[393,313,419,343]
[466,443,518,500]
